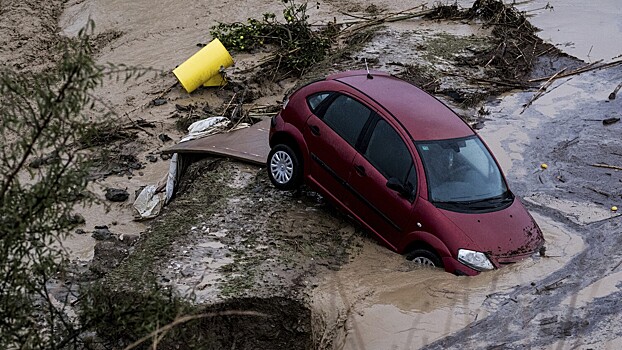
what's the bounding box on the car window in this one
[307,92,331,112]
[365,119,415,187]
[322,94,371,146]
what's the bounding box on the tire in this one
[405,249,443,268]
[267,144,303,190]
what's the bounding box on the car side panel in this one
[347,153,418,249]
[303,114,360,206]
[398,199,479,256]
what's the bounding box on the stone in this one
[105,188,129,202]
[158,133,172,142]
[152,98,167,106]
[92,226,113,241]
[90,241,129,276]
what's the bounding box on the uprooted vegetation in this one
[208,0,577,113]
[211,0,337,78]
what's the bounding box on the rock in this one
[175,103,191,112]
[160,153,172,161]
[105,188,129,202]
[92,226,113,241]
[90,241,129,276]
[75,229,86,235]
[158,133,172,142]
[67,213,86,225]
[152,98,167,106]
[118,233,140,245]
[146,154,158,163]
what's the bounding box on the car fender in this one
[271,122,311,176]
[402,230,453,258]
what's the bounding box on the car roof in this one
[326,70,474,141]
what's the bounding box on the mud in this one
[4,0,622,348]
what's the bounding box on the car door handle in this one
[354,164,366,176]
[309,125,320,136]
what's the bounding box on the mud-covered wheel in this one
[405,249,443,268]
[268,144,302,190]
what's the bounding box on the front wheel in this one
[267,144,302,190]
[405,249,443,268]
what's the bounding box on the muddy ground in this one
[3,0,622,349]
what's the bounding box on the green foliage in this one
[0,22,153,349]
[210,0,335,76]
[79,280,189,348]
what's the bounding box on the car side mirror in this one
[386,177,409,196]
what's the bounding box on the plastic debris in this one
[133,185,166,220]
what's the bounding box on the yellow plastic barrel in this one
[173,38,234,93]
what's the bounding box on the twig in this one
[612,259,622,272]
[591,163,622,171]
[537,275,570,294]
[529,59,622,83]
[338,6,432,37]
[521,67,566,113]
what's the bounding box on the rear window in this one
[306,92,332,112]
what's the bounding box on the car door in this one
[346,117,419,249]
[303,93,373,208]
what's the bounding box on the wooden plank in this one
[163,119,271,166]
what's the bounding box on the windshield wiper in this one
[434,192,513,209]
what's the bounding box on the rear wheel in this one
[405,249,443,268]
[267,144,302,190]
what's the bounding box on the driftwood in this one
[590,163,622,171]
[609,81,622,100]
[520,67,567,114]
[529,59,622,83]
[337,6,433,38]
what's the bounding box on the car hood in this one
[439,198,544,263]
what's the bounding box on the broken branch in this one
[590,163,622,171]
[529,59,622,83]
[521,67,567,113]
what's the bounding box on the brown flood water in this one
[314,213,583,350]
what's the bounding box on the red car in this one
[267,70,544,275]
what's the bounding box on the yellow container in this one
[173,38,234,93]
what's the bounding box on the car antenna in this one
[364,59,373,79]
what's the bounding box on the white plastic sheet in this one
[180,116,229,142]
[133,185,166,220]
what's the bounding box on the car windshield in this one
[416,136,509,208]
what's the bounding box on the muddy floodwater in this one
[316,213,583,349]
[312,2,622,349]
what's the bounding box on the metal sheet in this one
[163,119,271,166]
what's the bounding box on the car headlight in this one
[458,249,494,271]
